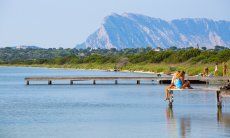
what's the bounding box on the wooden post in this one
[26,80,29,85]
[137,80,140,85]
[205,78,209,85]
[70,80,73,85]
[115,80,118,84]
[217,90,222,109]
[159,80,162,84]
[48,80,52,85]
[93,80,96,85]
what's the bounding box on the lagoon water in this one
[0,66,230,138]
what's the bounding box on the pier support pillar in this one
[26,80,29,85]
[48,80,52,85]
[206,80,209,85]
[93,80,96,85]
[159,80,162,84]
[115,80,118,84]
[152,80,154,84]
[70,80,73,85]
[137,80,140,85]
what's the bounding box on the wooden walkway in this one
[167,88,220,108]
[24,76,230,108]
[167,87,230,108]
[25,76,168,85]
[24,76,229,85]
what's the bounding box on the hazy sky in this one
[0,0,229,48]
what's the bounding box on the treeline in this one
[1,46,229,66]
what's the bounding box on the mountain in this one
[76,13,230,49]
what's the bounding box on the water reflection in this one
[165,107,178,137]
[166,107,174,120]
[179,117,191,138]
[217,108,230,134]
[165,107,191,138]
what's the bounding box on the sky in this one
[0,0,230,48]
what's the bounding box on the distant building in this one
[16,45,27,49]
[154,46,163,51]
[15,45,41,49]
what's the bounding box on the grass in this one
[1,61,229,76]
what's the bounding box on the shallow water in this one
[0,66,229,138]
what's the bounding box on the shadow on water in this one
[165,107,191,138]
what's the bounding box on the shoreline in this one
[1,62,229,76]
[0,64,159,75]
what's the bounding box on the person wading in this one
[214,63,218,76]
[223,62,228,77]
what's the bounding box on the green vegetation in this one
[0,46,230,76]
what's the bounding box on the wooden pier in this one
[167,88,220,108]
[24,76,229,85]
[25,76,168,85]
[167,82,230,108]
[24,76,230,108]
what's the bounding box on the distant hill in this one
[76,13,230,49]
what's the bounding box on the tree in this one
[168,46,178,51]
[215,45,227,51]
[201,47,207,51]
[115,58,129,70]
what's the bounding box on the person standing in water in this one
[214,63,218,76]
[203,67,209,77]
[223,62,228,76]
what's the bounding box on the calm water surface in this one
[0,66,230,138]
